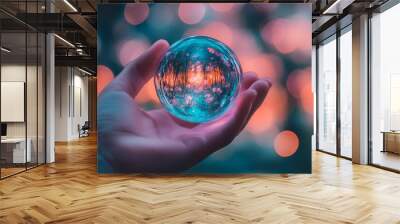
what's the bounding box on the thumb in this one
[112,39,169,98]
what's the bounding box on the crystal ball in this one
[155,36,242,123]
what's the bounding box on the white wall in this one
[1,65,38,137]
[55,67,69,141]
[1,64,46,164]
[72,73,89,138]
[54,67,89,141]
[1,65,26,141]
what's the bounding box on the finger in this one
[240,71,258,92]
[126,39,169,79]
[240,79,272,131]
[112,39,170,97]
[249,78,272,112]
[200,89,257,151]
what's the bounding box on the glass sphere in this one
[155,36,242,123]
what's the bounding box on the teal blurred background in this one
[97,3,313,173]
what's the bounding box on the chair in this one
[78,121,90,138]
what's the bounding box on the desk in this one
[382,131,400,154]
[1,138,31,163]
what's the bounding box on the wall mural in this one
[97,3,312,174]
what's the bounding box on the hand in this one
[98,40,272,173]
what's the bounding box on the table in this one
[381,131,400,154]
[1,138,31,164]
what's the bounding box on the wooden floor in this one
[1,135,400,224]
[1,167,26,178]
[372,150,400,171]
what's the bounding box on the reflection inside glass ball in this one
[155,36,242,123]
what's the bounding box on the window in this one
[317,36,337,154]
[370,3,400,171]
[0,1,47,179]
[339,28,352,158]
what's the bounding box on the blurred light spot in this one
[209,3,234,12]
[247,85,288,134]
[229,29,284,80]
[296,20,312,54]
[97,65,114,95]
[240,53,282,81]
[274,130,299,157]
[286,67,313,116]
[287,68,307,98]
[178,3,206,25]
[185,21,233,47]
[301,84,314,120]
[124,4,149,25]
[261,19,296,54]
[230,29,258,56]
[261,18,311,55]
[136,80,160,105]
[118,39,149,66]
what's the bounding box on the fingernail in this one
[248,89,257,98]
[244,71,258,78]
[254,80,270,90]
[260,79,272,89]
[153,39,170,48]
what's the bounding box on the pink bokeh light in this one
[118,39,149,66]
[261,18,311,55]
[186,23,285,82]
[230,29,283,81]
[124,4,149,26]
[97,65,114,95]
[209,3,235,12]
[178,3,206,25]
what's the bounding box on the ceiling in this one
[0,0,393,73]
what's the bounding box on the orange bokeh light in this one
[246,85,288,134]
[124,4,149,26]
[239,53,282,82]
[135,80,159,105]
[178,3,206,25]
[209,3,235,12]
[274,130,299,157]
[118,39,149,66]
[97,65,114,95]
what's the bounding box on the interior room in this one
[0,15,46,178]
[0,0,400,223]
[370,2,400,171]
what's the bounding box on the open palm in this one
[98,40,271,173]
